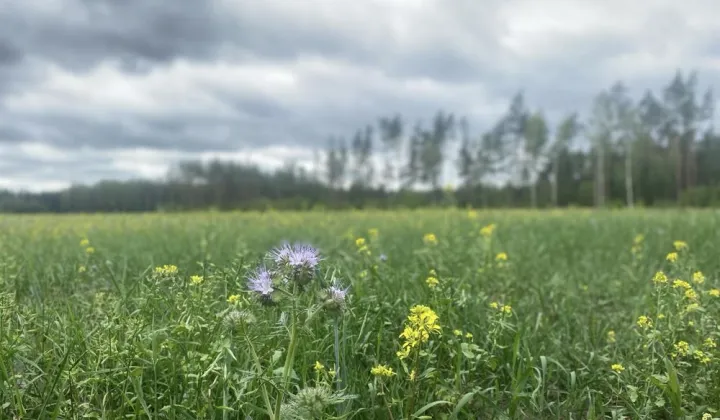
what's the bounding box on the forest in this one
[1,69,719,213]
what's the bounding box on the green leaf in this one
[450,392,476,419]
[412,400,452,418]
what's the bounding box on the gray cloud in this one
[0,0,719,191]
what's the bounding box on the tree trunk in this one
[625,147,634,208]
[673,135,683,203]
[595,146,605,208]
[551,158,558,207]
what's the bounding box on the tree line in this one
[2,69,719,213]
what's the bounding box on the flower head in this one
[288,244,320,269]
[693,271,705,284]
[370,364,395,377]
[607,330,616,344]
[637,315,652,329]
[247,266,274,298]
[480,223,496,238]
[426,276,439,288]
[190,275,204,285]
[666,252,678,262]
[710,289,720,297]
[653,271,668,284]
[313,361,326,373]
[673,240,688,251]
[611,363,625,373]
[495,252,508,262]
[423,233,438,245]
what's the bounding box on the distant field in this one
[1,209,719,419]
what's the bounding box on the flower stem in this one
[274,286,299,419]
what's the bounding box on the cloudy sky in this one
[1,0,719,192]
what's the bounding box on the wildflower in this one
[429,268,437,276]
[80,238,90,247]
[694,350,711,364]
[633,234,644,244]
[611,363,625,373]
[685,289,698,300]
[666,252,678,262]
[370,364,395,377]
[227,294,240,304]
[673,341,690,357]
[453,329,462,337]
[247,267,274,299]
[702,413,712,420]
[672,279,691,289]
[288,244,320,270]
[154,264,178,276]
[710,289,720,297]
[653,271,668,284]
[313,361,325,373]
[78,265,86,273]
[467,210,478,219]
[607,330,616,344]
[397,305,441,359]
[368,228,379,239]
[489,302,499,309]
[673,240,688,251]
[323,280,349,313]
[692,271,705,284]
[495,252,508,262]
[355,237,366,247]
[658,314,665,319]
[480,223,496,238]
[426,276,439,289]
[465,332,473,339]
[704,338,717,349]
[379,254,388,262]
[85,247,95,254]
[423,233,437,245]
[637,315,652,329]
[359,270,368,279]
[190,275,204,285]
[409,369,417,381]
[501,305,512,315]
[270,243,294,264]
[685,303,700,312]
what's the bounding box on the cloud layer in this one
[1,0,719,191]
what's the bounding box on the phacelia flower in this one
[247,267,274,298]
[288,244,320,269]
[323,280,349,314]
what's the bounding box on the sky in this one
[1,0,719,192]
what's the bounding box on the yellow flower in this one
[480,223,496,238]
[409,369,417,381]
[495,252,508,262]
[501,305,512,315]
[710,289,720,297]
[658,313,665,319]
[154,264,178,276]
[666,252,678,262]
[313,361,325,373]
[370,364,395,377]
[692,271,705,284]
[355,237,366,247]
[426,276,439,288]
[633,234,644,244]
[653,271,668,284]
[704,338,717,349]
[693,350,711,364]
[611,363,625,373]
[368,228,379,239]
[673,341,689,357]
[397,305,441,359]
[607,330,616,344]
[423,233,438,245]
[359,270,368,278]
[685,303,700,312]
[702,413,712,420]
[453,329,462,336]
[465,332,473,339]
[685,289,698,300]
[79,238,90,247]
[227,294,240,304]
[637,315,652,329]
[190,275,204,285]
[672,279,691,289]
[429,268,437,276]
[85,247,95,254]
[489,302,499,309]
[673,240,688,251]
[78,265,87,273]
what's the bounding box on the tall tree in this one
[588,91,613,207]
[607,81,637,207]
[420,111,455,191]
[378,114,404,190]
[522,111,549,207]
[401,122,423,189]
[549,113,581,207]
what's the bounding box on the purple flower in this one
[247,267,273,297]
[329,283,349,304]
[287,244,320,269]
[379,254,388,262]
[270,243,293,264]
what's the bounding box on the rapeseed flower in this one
[637,315,652,329]
[426,276,439,288]
[370,364,395,377]
[496,252,508,262]
[313,361,325,373]
[480,223,496,238]
[704,338,717,349]
[673,240,688,251]
[423,233,437,245]
[607,330,616,344]
[397,305,441,359]
[693,271,705,284]
[154,264,178,276]
[673,279,691,289]
[190,275,204,285]
[227,294,240,304]
[666,252,678,262]
[710,289,720,297]
[611,363,624,373]
[653,271,668,284]
[673,341,689,357]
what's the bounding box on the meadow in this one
[1,209,720,419]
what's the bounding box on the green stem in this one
[242,325,274,416]
[274,286,299,419]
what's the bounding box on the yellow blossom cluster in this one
[489,301,512,315]
[154,264,178,276]
[370,364,395,377]
[355,237,371,256]
[396,305,441,359]
[480,223,496,238]
[423,233,438,246]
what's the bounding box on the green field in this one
[1,210,719,419]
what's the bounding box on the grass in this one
[1,209,719,419]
